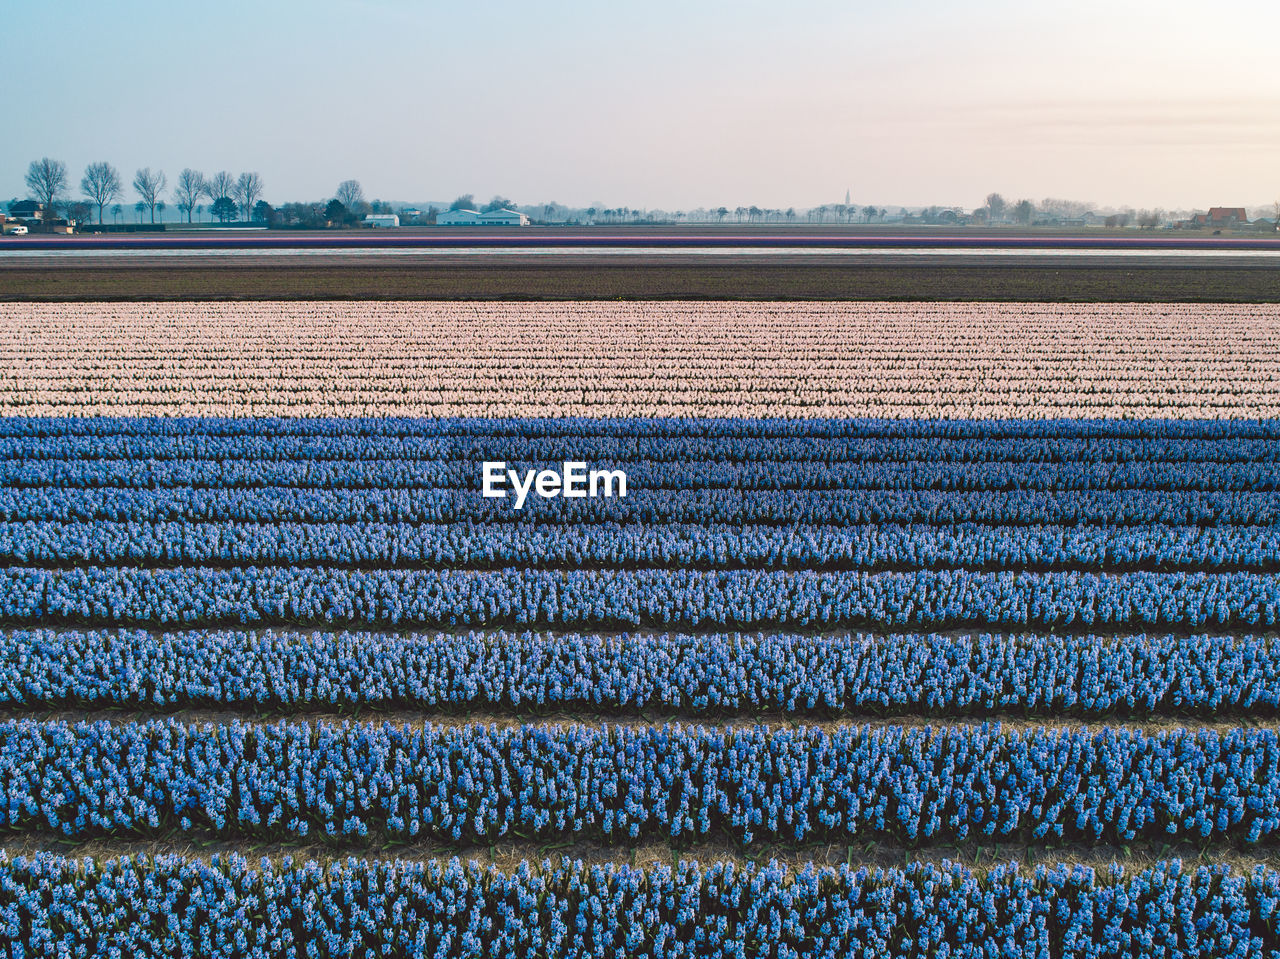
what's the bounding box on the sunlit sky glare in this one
[6,0,1278,211]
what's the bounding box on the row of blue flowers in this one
[1,854,1276,958]
[5,415,1278,438]
[2,628,1277,715]
[8,486,1273,525]
[7,430,1280,462]
[10,459,1280,492]
[0,521,1274,571]
[4,720,1280,844]
[2,566,1275,627]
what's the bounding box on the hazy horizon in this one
[7,0,1278,212]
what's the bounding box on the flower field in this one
[2,300,1280,956]
[1,301,1278,417]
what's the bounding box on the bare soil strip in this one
[4,707,1276,734]
[3,263,1280,302]
[7,833,1279,875]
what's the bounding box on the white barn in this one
[362,214,400,228]
[437,208,480,225]
[478,208,529,226]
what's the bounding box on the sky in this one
[6,0,1279,212]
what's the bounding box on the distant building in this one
[362,213,400,228]
[478,208,529,226]
[436,207,531,226]
[1208,207,1248,226]
[437,208,481,225]
[1182,207,1248,228]
[8,200,44,221]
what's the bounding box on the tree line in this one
[15,159,415,229]
[979,193,1162,228]
[14,158,1183,230]
[19,158,271,225]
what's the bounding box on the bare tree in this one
[66,201,91,225]
[206,171,236,204]
[1136,209,1162,230]
[132,168,167,223]
[235,173,264,223]
[174,169,206,224]
[1037,197,1092,220]
[80,161,122,224]
[335,180,364,209]
[24,158,68,216]
[1012,198,1033,225]
[985,193,1006,224]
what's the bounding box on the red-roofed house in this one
[1207,207,1248,226]
[1180,207,1249,229]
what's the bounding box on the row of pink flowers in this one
[0,301,1276,418]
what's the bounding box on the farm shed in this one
[437,209,481,225]
[478,208,530,226]
[362,214,400,228]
